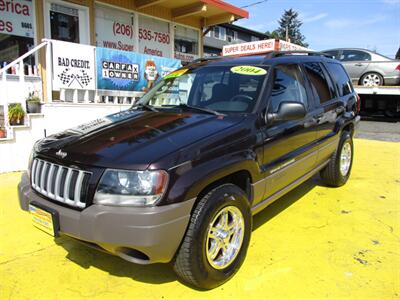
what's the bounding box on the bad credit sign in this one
[0,0,34,38]
[52,41,96,90]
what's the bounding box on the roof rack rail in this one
[263,51,332,60]
[191,56,222,64]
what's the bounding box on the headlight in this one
[94,169,169,207]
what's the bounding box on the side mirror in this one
[267,101,306,123]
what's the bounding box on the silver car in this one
[322,48,400,86]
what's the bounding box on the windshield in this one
[136,65,269,114]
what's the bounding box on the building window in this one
[213,26,226,40]
[138,15,171,57]
[0,0,35,69]
[95,4,136,52]
[227,29,238,42]
[50,4,80,43]
[251,36,259,42]
[174,25,199,63]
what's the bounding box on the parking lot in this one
[0,136,399,299]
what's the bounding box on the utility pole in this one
[285,25,289,42]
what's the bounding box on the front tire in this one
[320,131,354,187]
[173,184,252,289]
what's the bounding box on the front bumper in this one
[18,172,195,264]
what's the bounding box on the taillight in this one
[356,94,361,113]
[396,64,400,71]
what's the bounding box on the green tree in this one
[274,9,308,47]
[264,30,279,39]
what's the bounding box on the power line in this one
[240,0,269,9]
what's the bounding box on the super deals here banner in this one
[96,47,181,92]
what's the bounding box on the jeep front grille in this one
[31,158,91,208]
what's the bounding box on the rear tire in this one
[173,184,252,289]
[360,72,383,87]
[320,131,353,187]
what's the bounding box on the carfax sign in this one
[96,47,181,92]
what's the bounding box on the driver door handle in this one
[312,113,323,123]
[354,63,363,67]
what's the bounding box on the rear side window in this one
[340,50,371,61]
[270,64,307,113]
[304,62,333,104]
[325,62,353,96]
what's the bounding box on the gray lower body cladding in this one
[18,172,195,264]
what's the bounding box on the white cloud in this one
[324,15,388,29]
[382,0,400,5]
[302,13,328,23]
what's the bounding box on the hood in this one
[36,109,244,170]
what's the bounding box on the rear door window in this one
[269,64,307,113]
[325,62,353,96]
[304,62,334,104]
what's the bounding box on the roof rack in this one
[191,56,222,64]
[264,51,333,60]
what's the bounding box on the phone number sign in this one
[138,15,171,58]
[95,4,136,52]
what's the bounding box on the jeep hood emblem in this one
[56,149,67,158]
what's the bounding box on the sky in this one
[228,0,400,58]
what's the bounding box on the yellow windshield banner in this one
[230,66,267,76]
[164,68,188,80]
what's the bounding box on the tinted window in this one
[325,62,353,96]
[304,62,333,104]
[340,50,371,61]
[270,64,307,113]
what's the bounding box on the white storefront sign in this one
[174,24,199,63]
[0,0,34,38]
[95,4,136,52]
[52,41,96,90]
[138,15,171,58]
[278,40,310,51]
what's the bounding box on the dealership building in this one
[0,0,249,172]
[1,0,248,66]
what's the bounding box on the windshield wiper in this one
[175,103,223,116]
[132,103,159,112]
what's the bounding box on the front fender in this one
[162,149,262,205]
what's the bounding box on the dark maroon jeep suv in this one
[18,52,360,289]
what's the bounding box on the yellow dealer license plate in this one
[29,203,58,237]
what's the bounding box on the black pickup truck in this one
[18,52,360,289]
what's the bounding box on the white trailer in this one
[354,86,400,117]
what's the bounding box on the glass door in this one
[44,0,89,44]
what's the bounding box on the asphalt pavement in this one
[356,120,400,142]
